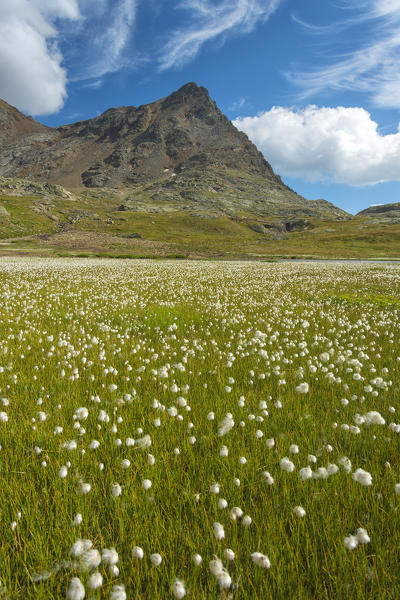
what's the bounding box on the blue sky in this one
[2,0,400,214]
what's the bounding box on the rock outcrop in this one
[357,203,400,224]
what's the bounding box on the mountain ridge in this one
[0,82,350,221]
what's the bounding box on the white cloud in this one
[291,0,400,109]
[159,0,282,71]
[0,0,137,115]
[0,0,80,115]
[234,105,400,185]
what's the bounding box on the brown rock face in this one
[0,98,49,143]
[0,83,274,188]
[0,83,351,220]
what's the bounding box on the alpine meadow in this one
[0,257,399,599]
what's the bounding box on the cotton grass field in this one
[0,257,399,599]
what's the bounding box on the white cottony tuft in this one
[150,553,162,566]
[363,411,385,425]
[111,483,122,498]
[343,535,358,550]
[295,382,309,394]
[293,506,306,518]
[251,552,271,568]
[356,528,370,544]
[224,548,235,561]
[213,522,225,540]
[171,579,186,598]
[262,471,274,485]
[109,585,126,600]
[88,571,103,590]
[70,539,92,558]
[132,546,144,559]
[280,457,295,472]
[66,577,85,600]
[80,548,101,570]
[72,513,82,526]
[193,553,202,566]
[299,467,313,481]
[217,414,235,436]
[101,547,118,565]
[352,468,373,486]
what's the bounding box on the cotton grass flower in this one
[209,558,231,590]
[344,528,368,550]
[356,528,370,544]
[224,548,235,561]
[352,468,373,486]
[193,553,202,565]
[262,471,274,485]
[295,382,309,394]
[142,479,152,490]
[109,585,126,600]
[67,577,85,600]
[80,548,101,570]
[213,522,225,540]
[251,552,271,568]
[132,546,144,559]
[111,483,122,498]
[171,579,186,598]
[150,553,162,566]
[242,515,252,527]
[88,571,103,590]
[217,414,234,436]
[363,411,385,425]
[70,539,92,558]
[230,506,243,521]
[219,445,228,457]
[102,547,118,566]
[299,467,313,481]
[72,513,83,526]
[59,466,68,478]
[293,506,306,518]
[280,457,295,472]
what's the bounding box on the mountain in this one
[0,98,48,144]
[0,83,349,221]
[356,203,400,224]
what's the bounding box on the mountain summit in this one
[0,83,349,220]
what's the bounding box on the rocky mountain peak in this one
[0,83,350,221]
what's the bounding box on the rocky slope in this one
[356,203,400,224]
[0,82,350,220]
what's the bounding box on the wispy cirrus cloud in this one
[290,0,400,109]
[158,0,282,71]
[72,0,138,82]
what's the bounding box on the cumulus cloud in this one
[0,0,80,115]
[290,0,400,109]
[234,105,400,185]
[0,0,137,115]
[159,0,282,71]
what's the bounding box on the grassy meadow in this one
[0,258,399,599]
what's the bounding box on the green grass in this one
[0,259,399,598]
